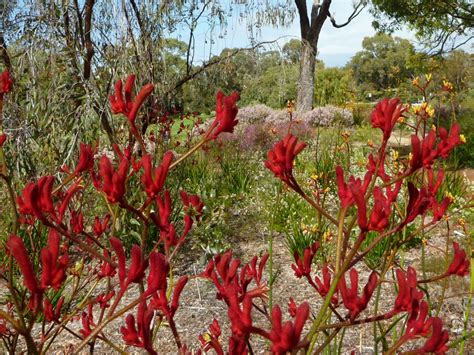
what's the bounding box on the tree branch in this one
[295,0,310,38]
[328,1,366,28]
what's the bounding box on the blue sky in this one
[173,2,417,67]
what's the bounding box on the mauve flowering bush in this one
[301,105,353,127]
[0,68,471,354]
[236,104,273,124]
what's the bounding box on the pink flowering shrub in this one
[0,68,471,354]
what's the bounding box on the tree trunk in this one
[297,40,316,112]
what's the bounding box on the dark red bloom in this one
[141,152,173,198]
[291,242,320,278]
[416,317,449,354]
[121,300,157,355]
[431,197,451,222]
[402,183,431,227]
[97,155,129,203]
[405,300,432,339]
[265,134,306,186]
[437,123,463,158]
[0,133,6,147]
[368,187,391,232]
[109,74,154,124]
[43,297,64,322]
[392,267,423,314]
[93,214,110,237]
[95,291,115,309]
[17,176,55,222]
[445,242,470,277]
[180,190,204,221]
[70,210,84,234]
[40,229,69,289]
[98,250,116,278]
[199,319,224,355]
[0,69,13,96]
[314,264,338,305]
[209,91,240,138]
[110,237,148,289]
[339,269,378,321]
[6,235,42,312]
[74,143,95,175]
[80,304,95,338]
[269,302,310,353]
[371,98,404,140]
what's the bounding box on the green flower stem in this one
[460,230,473,354]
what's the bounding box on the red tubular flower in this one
[402,183,431,226]
[410,131,438,171]
[199,319,224,355]
[73,143,95,175]
[180,190,204,221]
[209,91,240,138]
[371,98,404,140]
[80,304,95,338]
[70,210,84,234]
[43,297,64,322]
[98,250,116,278]
[291,242,320,279]
[445,242,470,277]
[431,197,451,222]
[97,155,129,203]
[40,229,69,290]
[6,235,42,308]
[0,133,6,147]
[109,74,154,124]
[368,187,391,232]
[269,302,310,353]
[367,154,390,182]
[110,237,148,289]
[17,176,56,222]
[170,276,188,318]
[121,300,157,355]
[392,267,423,314]
[95,291,115,309]
[141,151,173,199]
[314,264,338,305]
[437,123,463,158]
[265,134,306,186]
[0,69,13,96]
[348,181,368,232]
[145,251,169,297]
[416,317,449,354]
[338,269,378,321]
[405,300,432,338]
[93,214,110,237]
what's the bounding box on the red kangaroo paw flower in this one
[40,229,69,289]
[98,249,116,278]
[291,242,320,278]
[43,297,64,322]
[416,317,449,354]
[288,298,297,317]
[6,235,41,295]
[314,264,338,305]
[93,214,110,237]
[0,69,13,96]
[121,301,157,354]
[367,153,390,182]
[349,180,368,232]
[446,242,470,277]
[402,183,431,226]
[74,143,95,175]
[80,304,95,338]
[70,210,84,234]
[405,300,432,338]
[95,291,115,309]
[111,237,147,289]
[141,151,173,199]
[339,269,378,321]
[393,267,423,314]
[0,133,6,147]
[170,276,188,317]
[265,134,306,186]
[145,251,169,296]
[371,98,404,140]
[368,187,391,232]
[109,74,154,125]
[98,155,129,203]
[269,302,310,354]
[209,91,240,138]
[431,197,451,222]
[427,169,445,196]
[180,190,204,221]
[437,123,463,158]
[199,319,224,355]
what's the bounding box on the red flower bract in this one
[371,98,404,140]
[265,134,306,186]
[209,91,240,138]
[445,242,470,277]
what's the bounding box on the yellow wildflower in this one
[460,134,466,144]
